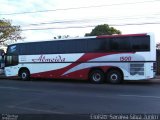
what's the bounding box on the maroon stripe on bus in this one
[96,33,147,38]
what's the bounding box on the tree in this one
[54,35,70,39]
[0,19,23,45]
[85,24,121,36]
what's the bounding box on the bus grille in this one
[130,63,144,75]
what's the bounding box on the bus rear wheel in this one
[19,69,30,81]
[89,70,104,83]
[106,70,123,84]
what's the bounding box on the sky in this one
[0,0,160,43]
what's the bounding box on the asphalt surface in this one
[0,78,160,115]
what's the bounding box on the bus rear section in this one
[4,33,156,84]
[0,49,5,74]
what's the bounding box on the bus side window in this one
[5,55,18,67]
[110,37,131,52]
[131,36,150,51]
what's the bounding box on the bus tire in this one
[19,69,30,81]
[107,70,123,84]
[89,69,104,83]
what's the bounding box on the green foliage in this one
[54,35,70,39]
[0,19,23,45]
[85,24,121,36]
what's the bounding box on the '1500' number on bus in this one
[120,56,132,61]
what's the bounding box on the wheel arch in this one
[18,67,30,76]
[88,67,104,77]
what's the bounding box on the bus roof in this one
[8,33,148,46]
[8,36,96,46]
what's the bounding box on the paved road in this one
[0,78,160,114]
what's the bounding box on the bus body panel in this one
[4,33,156,81]
[5,52,155,80]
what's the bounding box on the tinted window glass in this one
[110,37,131,51]
[19,41,58,54]
[19,43,38,55]
[39,41,58,54]
[7,45,19,55]
[87,38,109,52]
[19,39,87,54]
[18,38,110,54]
[58,39,87,53]
[131,36,150,51]
[5,55,18,66]
[15,35,150,55]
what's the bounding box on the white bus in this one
[4,33,156,84]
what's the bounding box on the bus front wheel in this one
[107,70,123,84]
[19,69,30,81]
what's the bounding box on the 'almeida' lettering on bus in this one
[32,55,66,62]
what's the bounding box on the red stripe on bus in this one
[31,52,134,79]
[97,33,147,38]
